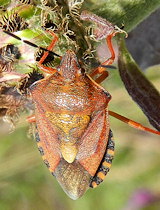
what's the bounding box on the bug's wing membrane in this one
[54,159,91,200]
[77,110,110,176]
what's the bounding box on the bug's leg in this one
[38,30,60,74]
[109,111,160,135]
[98,34,116,72]
[90,33,116,83]
[27,114,36,123]
[90,130,115,188]
[94,70,109,84]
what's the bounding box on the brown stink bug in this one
[2,12,160,200]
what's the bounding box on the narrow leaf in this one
[118,39,160,131]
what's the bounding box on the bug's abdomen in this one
[90,129,115,188]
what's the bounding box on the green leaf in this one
[118,38,160,131]
[83,0,160,31]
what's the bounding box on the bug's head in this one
[59,50,83,81]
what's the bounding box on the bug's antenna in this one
[3,30,61,57]
[100,64,116,69]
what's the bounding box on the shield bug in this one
[2,13,160,200]
[26,31,159,199]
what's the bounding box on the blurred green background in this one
[0,67,159,210]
